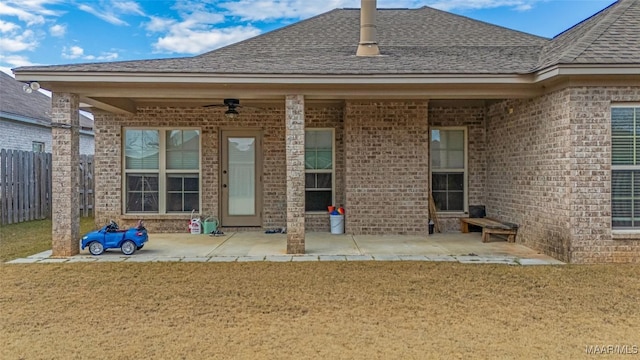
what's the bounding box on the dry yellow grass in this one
[1,262,639,359]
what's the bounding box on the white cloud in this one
[219,0,355,21]
[0,19,20,33]
[0,2,44,25]
[62,45,119,61]
[113,1,145,16]
[145,16,176,32]
[217,0,541,21]
[424,0,541,11]
[154,25,260,54]
[62,45,85,59]
[0,53,36,68]
[50,23,66,37]
[0,29,37,52]
[147,4,252,54]
[78,4,129,26]
[77,1,146,26]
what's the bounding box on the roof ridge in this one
[556,0,630,63]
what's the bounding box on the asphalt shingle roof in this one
[538,0,640,69]
[12,0,639,76]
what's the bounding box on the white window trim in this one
[122,127,202,215]
[430,126,468,214]
[611,104,640,231]
[305,128,336,214]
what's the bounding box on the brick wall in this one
[428,105,487,232]
[486,90,573,261]
[485,87,640,263]
[94,105,343,233]
[568,86,640,263]
[344,101,429,235]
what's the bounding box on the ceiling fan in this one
[203,98,241,118]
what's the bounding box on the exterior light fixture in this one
[22,81,41,94]
[225,108,239,119]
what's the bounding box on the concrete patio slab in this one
[266,256,293,262]
[66,257,98,263]
[38,258,69,264]
[181,257,210,262]
[28,250,52,259]
[399,255,429,261]
[7,230,564,265]
[291,255,319,262]
[346,255,375,261]
[519,258,565,266]
[237,256,267,262]
[208,256,238,262]
[319,255,347,261]
[372,255,402,261]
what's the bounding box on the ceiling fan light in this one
[225,108,239,119]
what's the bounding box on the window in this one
[32,141,45,153]
[124,129,200,214]
[431,128,467,212]
[305,129,334,212]
[611,106,640,229]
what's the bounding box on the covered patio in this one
[64,232,562,264]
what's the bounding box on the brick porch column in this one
[51,92,80,257]
[285,94,305,254]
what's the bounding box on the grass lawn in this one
[1,219,639,358]
[1,262,639,359]
[0,217,96,262]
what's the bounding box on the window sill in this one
[612,230,640,240]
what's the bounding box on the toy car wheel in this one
[121,240,136,255]
[88,241,104,256]
[137,245,144,250]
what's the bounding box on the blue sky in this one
[0,0,617,76]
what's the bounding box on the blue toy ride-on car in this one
[81,220,148,256]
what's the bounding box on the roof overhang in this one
[13,67,640,115]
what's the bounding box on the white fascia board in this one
[15,72,535,85]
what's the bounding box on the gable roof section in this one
[0,72,94,130]
[538,0,639,69]
[15,7,548,76]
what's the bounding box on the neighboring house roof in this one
[0,72,94,130]
[1,71,50,125]
[538,0,640,69]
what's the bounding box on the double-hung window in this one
[124,129,200,214]
[305,129,334,212]
[431,127,467,212]
[611,106,640,229]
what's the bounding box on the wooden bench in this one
[460,218,518,243]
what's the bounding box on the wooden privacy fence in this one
[0,149,94,225]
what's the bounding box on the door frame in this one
[220,129,263,227]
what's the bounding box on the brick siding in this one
[344,101,429,235]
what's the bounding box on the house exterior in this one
[1,72,95,155]
[13,0,640,263]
